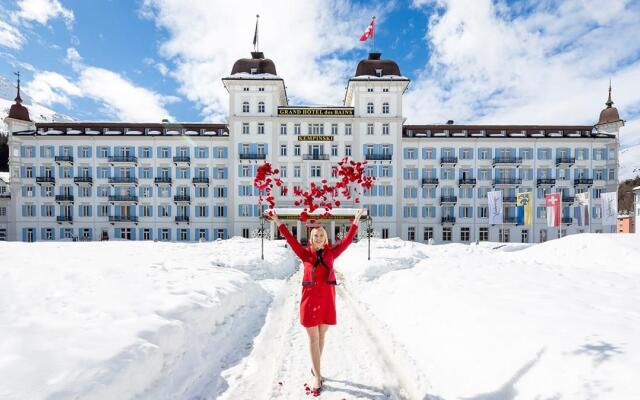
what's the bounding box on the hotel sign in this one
[277,107,354,117]
[297,135,334,141]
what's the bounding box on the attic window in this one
[250,68,258,74]
[243,87,249,91]
[375,69,383,77]
[258,87,265,92]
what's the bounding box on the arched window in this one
[382,102,390,114]
[258,101,265,113]
[366,102,374,114]
[242,101,249,113]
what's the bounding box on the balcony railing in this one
[458,178,477,186]
[561,217,573,224]
[108,155,138,164]
[562,196,574,204]
[239,153,266,160]
[54,155,73,163]
[493,157,523,165]
[503,196,517,203]
[504,216,518,224]
[108,215,139,223]
[441,216,456,224]
[574,178,594,186]
[108,195,139,203]
[421,178,439,186]
[192,177,210,185]
[493,178,522,186]
[556,157,575,166]
[173,155,191,163]
[55,195,74,202]
[154,177,172,185]
[56,215,73,223]
[303,154,330,160]
[173,195,191,203]
[365,154,392,161]
[440,156,458,165]
[36,176,55,185]
[440,196,458,204]
[74,176,93,184]
[537,178,556,186]
[0,193,10,199]
[175,215,190,223]
[108,177,138,185]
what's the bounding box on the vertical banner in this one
[545,193,561,227]
[601,192,618,226]
[574,192,590,227]
[488,190,503,225]
[516,192,532,225]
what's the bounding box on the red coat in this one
[278,222,359,327]
[277,222,359,286]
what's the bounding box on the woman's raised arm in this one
[276,221,308,260]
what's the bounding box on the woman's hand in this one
[268,211,280,226]
[353,208,365,225]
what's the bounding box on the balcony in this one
[108,177,138,185]
[441,216,456,224]
[239,153,266,160]
[365,154,392,161]
[36,176,55,185]
[303,154,330,160]
[537,178,556,186]
[74,176,93,185]
[458,178,477,186]
[504,216,518,224]
[493,157,523,166]
[175,215,190,223]
[56,215,73,223]
[0,193,10,199]
[192,177,210,185]
[421,178,439,186]
[108,195,139,203]
[173,195,191,203]
[109,215,139,224]
[173,155,191,164]
[154,177,172,185]
[440,196,458,204]
[108,155,138,164]
[556,157,575,166]
[493,178,522,186]
[503,196,517,204]
[54,155,74,164]
[55,195,74,203]
[440,156,458,165]
[574,178,594,186]
[561,217,573,225]
[562,196,574,204]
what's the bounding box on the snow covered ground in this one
[2,233,639,399]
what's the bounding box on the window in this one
[424,227,433,241]
[382,102,389,114]
[382,228,389,239]
[331,144,338,157]
[382,123,389,135]
[294,166,301,178]
[311,124,324,135]
[258,87,265,92]
[408,226,416,241]
[367,124,374,135]
[442,227,452,241]
[242,123,249,134]
[461,227,470,241]
[294,124,301,135]
[258,101,265,113]
[280,124,287,135]
[294,145,301,156]
[243,87,249,92]
[521,230,528,243]
[479,227,488,241]
[345,124,352,136]
[280,166,287,178]
[311,166,321,177]
[479,206,488,218]
[242,102,250,113]
[367,102,374,114]
[345,145,352,157]
[367,88,373,92]
[383,88,389,92]
[257,123,265,134]
[380,166,390,177]
[331,124,338,135]
[280,144,287,156]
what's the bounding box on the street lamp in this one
[252,213,271,260]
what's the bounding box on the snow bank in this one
[0,239,297,400]
[338,234,640,399]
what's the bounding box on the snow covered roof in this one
[0,172,9,183]
[266,208,368,221]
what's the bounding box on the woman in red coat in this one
[270,208,365,393]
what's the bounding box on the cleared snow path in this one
[217,269,428,400]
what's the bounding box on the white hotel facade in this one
[1,51,624,243]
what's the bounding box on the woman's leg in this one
[305,325,322,387]
[318,324,329,358]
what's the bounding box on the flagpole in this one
[256,14,259,52]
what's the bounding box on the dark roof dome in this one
[597,83,621,125]
[355,52,401,77]
[8,77,31,122]
[231,51,277,75]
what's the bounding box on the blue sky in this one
[1,0,639,148]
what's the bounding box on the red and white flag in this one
[359,17,375,41]
[545,193,561,227]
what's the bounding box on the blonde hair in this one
[309,226,329,249]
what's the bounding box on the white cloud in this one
[140,0,379,121]
[404,0,640,149]
[155,62,169,76]
[0,20,25,49]
[14,0,74,27]
[25,71,81,107]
